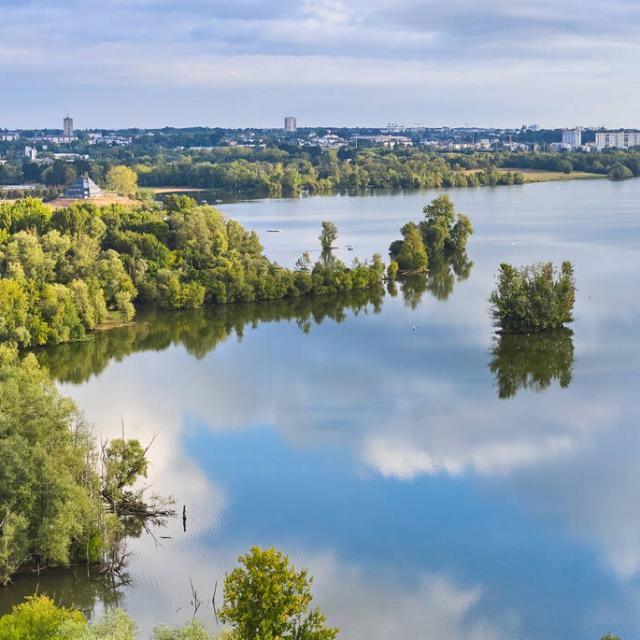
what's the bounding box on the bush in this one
[489,261,575,333]
[0,596,86,640]
[608,163,633,181]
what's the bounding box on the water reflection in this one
[489,329,575,399]
[7,181,640,640]
[0,567,127,620]
[397,252,473,309]
[36,289,384,384]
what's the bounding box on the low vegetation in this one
[490,261,576,333]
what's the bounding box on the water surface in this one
[4,180,640,640]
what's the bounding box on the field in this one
[46,193,140,208]
[497,168,605,182]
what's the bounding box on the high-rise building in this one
[63,115,74,138]
[562,128,582,149]
[284,116,297,133]
[595,131,640,150]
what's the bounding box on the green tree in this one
[106,166,138,196]
[490,261,576,333]
[0,596,86,640]
[386,260,399,281]
[319,221,338,252]
[43,161,76,187]
[608,163,633,181]
[389,223,428,271]
[219,546,338,640]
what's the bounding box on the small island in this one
[388,195,473,273]
[489,261,576,333]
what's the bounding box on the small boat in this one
[346,245,354,251]
[266,229,281,233]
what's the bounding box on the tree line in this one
[3,147,640,199]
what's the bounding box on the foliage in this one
[608,163,633,180]
[0,596,86,640]
[153,620,215,640]
[386,260,399,281]
[63,608,137,640]
[0,350,159,584]
[219,546,338,640]
[389,195,473,279]
[489,329,574,398]
[106,166,138,196]
[319,221,338,252]
[489,261,576,333]
[0,600,219,640]
[0,198,385,348]
[389,223,428,272]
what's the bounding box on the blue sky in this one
[2,0,640,128]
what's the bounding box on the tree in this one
[106,166,138,196]
[319,221,338,252]
[490,261,576,333]
[219,546,338,640]
[43,161,76,187]
[0,349,168,584]
[389,223,428,271]
[608,163,633,181]
[0,596,86,640]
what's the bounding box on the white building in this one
[284,116,297,133]
[24,146,37,161]
[562,128,582,149]
[353,135,412,148]
[595,131,640,150]
[312,133,347,149]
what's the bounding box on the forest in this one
[0,196,385,348]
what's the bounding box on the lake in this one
[3,179,640,639]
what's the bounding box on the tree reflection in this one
[1,565,128,619]
[400,251,473,308]
[36,288,385,383]
[489,329,574,399]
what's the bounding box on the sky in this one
[2,0,640,129]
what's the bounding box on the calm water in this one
[3,180,640,639]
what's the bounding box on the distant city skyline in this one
[3,1,640,129]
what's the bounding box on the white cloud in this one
[3,0,640,126]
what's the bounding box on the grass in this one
[496,168,605,183]
[46,193,140,208]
